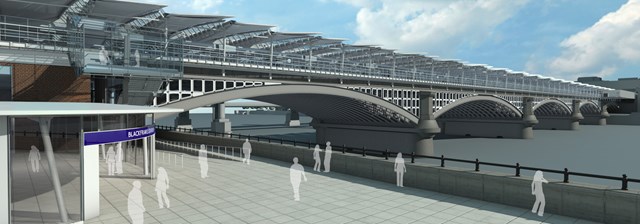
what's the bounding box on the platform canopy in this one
[0,0,73,21]
[0,102,183,116]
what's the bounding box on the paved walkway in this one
[86,150,600,224]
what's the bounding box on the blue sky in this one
[147,0,640,81]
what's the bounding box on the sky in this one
[140,0,640,81]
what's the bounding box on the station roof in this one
[0,102,183,116]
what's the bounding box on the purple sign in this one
[84,126,155,146]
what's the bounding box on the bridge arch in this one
[579,100,601,114]
[434,95,523,120]
[158,84,420,127]
[533,99,572,117]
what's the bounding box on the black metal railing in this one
[156,125,640,190]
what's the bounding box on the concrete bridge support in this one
[416,92,440,156]
[437,97,537,139]
[581,104,609,125]
[285,109,301,127]
[174,111,193,129]
[535,100,582,130]
[211,103,231,134]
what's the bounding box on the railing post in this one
[385,149,389,160]
[293,141,296,147]
[515,163,521,177]
[280,138,283,144]
[474,158,479,171]
[440,155,445,167]
[622,174,629,190]
[342,145,346,154]
[563,168,569,183]
[362,146,366,157]
[411,152,415,163]
[268,138,271,143]
[308,141,311,149]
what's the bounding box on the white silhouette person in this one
[106,146,116,176]
[28,145,41,173]
[134,49,140,67]
[128,180,145,224]
[290,157,308,201]
[115,142,123,175]
[394,153,407,187]
[313,144,321,172]
[98,46,110,65]
[156,167,170,208]
[242,139,252,165]
[199,144,209,178]
[531,170,549,216]
[323,141,332,172]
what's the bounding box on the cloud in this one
[343,0,529,56]
[548,0,640,79]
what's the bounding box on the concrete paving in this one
[86,150,600,224]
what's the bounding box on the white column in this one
[38,117,69,223]
[143,136,149,175]
[82,144,100,220]
[0,116,9,224]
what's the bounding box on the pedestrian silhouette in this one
[531,170,549,216]
[156,167,170,208]
[134,49,140,67]
[313,144,321,172]
[28,145,41,173]
[323,141,332,172]
[242,139,252,165]
[394,153,406,187]
[289,157,308,201]
[128,180,145,224]
[199,144,209,178]
[115,142,123,175]
[98,46,111,65]
[106,146,116,176]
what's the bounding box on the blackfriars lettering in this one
[127,127,155,138]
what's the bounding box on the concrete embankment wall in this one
[157,130,640,224]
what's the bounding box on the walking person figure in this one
[199,144,209,178]
[531,170,549,216]
[323,141,332,172]
[28,145,41,173]
[394,153,407,187]
[242,139,252,165]
[289,157,308,201]
[128,181,145,224]
[313,144,321,172]
[156,167,170,208]
[106,146,116,176]
[98,46,111,65]
[115,142,123,175]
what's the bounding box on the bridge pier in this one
[581,104,609,125]
[174,111,193,129]
[416,92,440,156]
[211,103,231,134]
[285,109,301,127]
[535,99,582,130]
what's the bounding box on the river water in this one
[158,113,639,188]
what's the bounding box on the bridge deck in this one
[86,150,597,224]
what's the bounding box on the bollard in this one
[268,138,271,143]
[342,144,346,154]
[385,149,389,160]
[622,174,629,190]
[362,146,366,157]
[280,138,283,144]
[474,159,479,171]
[563,168,569,183]
[515,163,521,177]
[411,152,415,163]
[440,155,445,167]
[293,141,296,147]
[308,141,311,149]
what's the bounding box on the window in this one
[0,65,12,101]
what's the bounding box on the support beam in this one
[37,117,69,223]
[285,109,300,127]
[416,92,441,156]
[211,103,231,134]
[0,117,9,224]
[174,111,193,129]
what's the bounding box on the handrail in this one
[156,124,638,190]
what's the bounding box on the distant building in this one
[578,76,640,113]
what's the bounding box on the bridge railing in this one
[156,125,640,190]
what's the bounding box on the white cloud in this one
[189,0,223,12]
[548,0,640,79]
[136,0,223,13]
[344,0,529,56]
